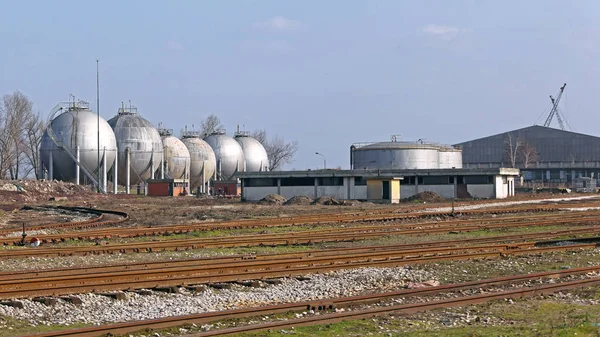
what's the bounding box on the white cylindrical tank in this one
[204,130,245,180]
[40,102,117,182]
[181,134,216,190]
[438,149,463,169]
[107,105,163,185]
[234,132,269,172]
[161,134,191,180]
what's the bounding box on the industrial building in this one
[237,136,518,202]
[237,168,518,203]
[455,125,600,186]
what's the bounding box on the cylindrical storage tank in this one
[40,104,117,182]
[438,148,463,169]
[204,130,245,180]
[234,132,269,172]
[161,135,191,179]
[107,106,163,185]
[352,142,440,170]
[181,135,216,190]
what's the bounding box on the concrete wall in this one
[243,186,278,201]
[467,184,495,198]
[391,180,400,203]
[354,186,367,200]
[279,186,315,199]
[494,176,508,199]
[316,186,347,200]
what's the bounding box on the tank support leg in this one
[113,147,118,194]
[75,146,80,185]
[126,148,131,194]
[49,151,53,180]
[102,147,107,194]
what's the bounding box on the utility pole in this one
[96,59,100,193]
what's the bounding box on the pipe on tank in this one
[113,146,118,194]
[201,160,206,194]
[75,146,80,185]
[38,153,44,180]
[350,145,356,170]
[126,148,131,194]
[160,150,164,179]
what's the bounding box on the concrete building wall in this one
[354,186,367,200]
[467,185,495,198]
[279,186,316,199]
[415,185,456,199]
[316,186,347,200]
[243,186,278,201]
[391,180,401,203]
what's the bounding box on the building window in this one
[403,177,415,185]
[244,178,278,187]
[280,177,314,186]
[449,176,454,184]
[464,175,493,184]
[422,176,450,185]
[318,177,344,186]
[354,177,367,186]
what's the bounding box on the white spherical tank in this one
[161,135,191,180]
[234,132,269,172]
[181,134,216,190]
[107,106,163,185]
[204,130,245,180]
[40,103,117,182]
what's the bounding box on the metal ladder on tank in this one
[45,103,105,193]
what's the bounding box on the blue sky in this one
[2,0,600,169]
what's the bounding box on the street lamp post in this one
[315,152,326,169]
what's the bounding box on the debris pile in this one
[0,180,95,203]
[283,196,313,205]
[404,191,446,203]
[311,196,344,205]
[258,194,287,205]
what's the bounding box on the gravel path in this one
[0,267,431,327]
[424,195,600,213]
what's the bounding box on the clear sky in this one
[2,0,599,169]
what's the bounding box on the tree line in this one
[0,91,44,180]
[200,114,299,171]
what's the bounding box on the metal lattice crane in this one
[543,83,572,131]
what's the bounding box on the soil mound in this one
[311,196,344,205]
[405,191,446,203]
[258,194,287,205]
[283,196,313,205]
[0,179,95,203]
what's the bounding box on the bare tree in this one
[22,111,45,178]
[199,114,224,137]
[252,130,299,171]
[503,133,523,168]
[520,143,538,168]
[0,91,36,179]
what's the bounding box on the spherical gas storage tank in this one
[181,131,216,190]
[234,131,269,172]
[40,101,117,182]
[107,105,163,186]
[159,129,191,180]
[204,130,245,180]
[351,139,462,170]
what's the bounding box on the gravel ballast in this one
[0,267,432,326]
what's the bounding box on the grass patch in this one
[0,315,89,337]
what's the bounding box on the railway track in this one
[1,235,598,300]
[3,211,600,257]
[2,203,589,246]
[24,264,600,337]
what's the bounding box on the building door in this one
[382,181,390,200]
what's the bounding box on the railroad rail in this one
[2,211,600,257]
[24,264,600,337]
[1,236,599,300]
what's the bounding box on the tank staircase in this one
[45,102,105,193]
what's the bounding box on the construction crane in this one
[543,83,572,131]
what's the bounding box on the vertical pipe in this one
[113,146,118,194]
[126,148,131,194]
[160,151,164,179]
[38,153,44,180]
[218,160,222,181]
[151,151,155,179]
[96,59,100,193]
[75,146,80,185]
[202,161,206,194]
[102,147,107,193]
[49,151,53,180]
